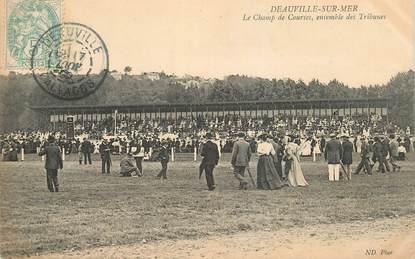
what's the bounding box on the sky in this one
[1,0,413,87]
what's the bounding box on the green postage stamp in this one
[6,0,62,68]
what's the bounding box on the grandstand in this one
[31,98,390,129]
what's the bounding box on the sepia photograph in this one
[0,0,414,258]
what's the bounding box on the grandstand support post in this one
[62,148,65,161]
[114,109,118,136]
[81,110,84,130]
[193,146,197,162]
[21,148,24,161]
[171,147,175,162]
[149,147,153,157]
[312,150,316,162]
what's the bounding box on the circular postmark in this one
[31,22,109,100]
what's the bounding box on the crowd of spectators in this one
[1,114,414,161]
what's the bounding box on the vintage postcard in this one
[0,0,414,258]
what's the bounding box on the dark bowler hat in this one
[48,135,56,142]
[237,132,245,138]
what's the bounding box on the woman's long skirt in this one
[257,155,287,190]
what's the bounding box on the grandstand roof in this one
[30,97,390,112]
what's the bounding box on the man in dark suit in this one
[267,135,284,179]
[341,135,353,180]
[372,136,387,173]
[198,138,207,179]
[81,138,93,165]
[231,132,251,190]
[156,142,169,179]
[354,137,372,175]
[381,135,391,173]
[99,139,111,174]
[201,133,220,191]
[38,135,63,192]
[324,133,342,181]
[320,137,326,154]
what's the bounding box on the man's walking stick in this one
[246,167,256,187]
[339,161,350,180]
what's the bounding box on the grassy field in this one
[0,153,414,257]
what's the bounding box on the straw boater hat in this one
[258,133,268,141]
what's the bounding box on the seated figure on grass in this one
[120,153,143,177]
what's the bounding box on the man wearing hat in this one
[324,133,342,181]
[38,135,63,192]
[381,135,391,173]
[320,135,326,154]
[156,141,170,179]
[120,152,141,177]
[341,134,353,180]
[198,137,207,180]
[372,136,387,173]
[267,135,284,179]
[354,136,372,175]
[231,132,251,190]
[200,132,220,191]
[81,137,93,165]
[389,134,401,172]
[99,138,112,174]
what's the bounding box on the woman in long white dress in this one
[313,137,321,156]
[285,143,309,187]
[301,138,312,156]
